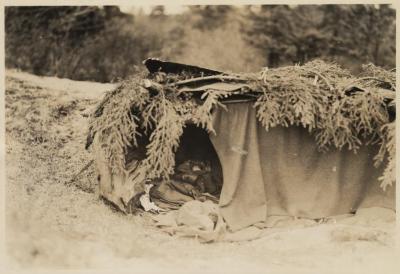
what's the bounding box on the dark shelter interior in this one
[123,123,224,210]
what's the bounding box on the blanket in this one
[210,102,395,231]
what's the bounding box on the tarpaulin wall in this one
[210,102,395,231]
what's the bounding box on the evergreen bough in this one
[88,60,395,189]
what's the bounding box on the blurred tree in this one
[5,5,395,81]
[150,5,166,18]
[173,20,264,73]
[244,4,395,70]
[317,4,395,71]
[6,6,107,76]
[245,5,329,67]
[5,6,170,82]
[169,5,264,72]
[188,5,234,30]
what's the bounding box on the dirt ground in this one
[4,70,398,273]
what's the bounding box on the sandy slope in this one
[4,70,398,273]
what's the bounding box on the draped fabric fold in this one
[210,103,267,231]
[210,102,395,231]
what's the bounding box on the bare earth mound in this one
[4,70,397,273]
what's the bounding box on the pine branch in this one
[89,59,395,188]
[300,67,334,90]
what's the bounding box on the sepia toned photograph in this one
[2,2,397,273]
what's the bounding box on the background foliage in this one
[5,5,395,82]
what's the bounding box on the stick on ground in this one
[67,159,94,185]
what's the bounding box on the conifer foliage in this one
[89,60,395,188]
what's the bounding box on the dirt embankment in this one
[4,70,397,273]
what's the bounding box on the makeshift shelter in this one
[87,59,395,235]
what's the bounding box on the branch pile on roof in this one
[87,59,395,189]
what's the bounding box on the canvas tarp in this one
[210,102,395,231]
[95,101,395,232]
